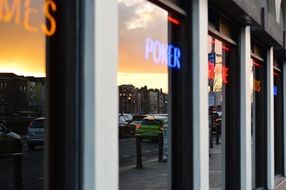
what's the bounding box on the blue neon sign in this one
[145,37,181,69]
[274,86,278,96]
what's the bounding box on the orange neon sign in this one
[208,61,229,84]
[253,79,261,92]
[0,0,57,36]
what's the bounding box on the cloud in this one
[119,0,167,32]
[118,0,168,74]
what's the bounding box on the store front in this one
[0,0,286,190]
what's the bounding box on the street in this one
[0,138,44,190]
[0,137,160,190]
[120,138,159,167]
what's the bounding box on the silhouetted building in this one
[0,73,27,116]
[27,77,46,116]
[119,85,167,115]
[0,73,46,116]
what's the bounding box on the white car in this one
[27,117,45,150]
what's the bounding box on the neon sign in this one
[274,86,278,96]
[0,0,57,36]
[254,79,261,92]
[145,37,181,69]
[208,52,229,84]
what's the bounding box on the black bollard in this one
[135,134,143,168]
[14,154,23,190]
[216,126,220,145]
[209,127,213,148]
[158,132,163,162]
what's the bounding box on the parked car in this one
[118,114,134,138]
[0,123,22,155]
[27,117,45,150]
[130,115,147,125]
[135,116,167,139]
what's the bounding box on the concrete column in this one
[283,62,286,176]
[267,47,275,190]
[240,26,252,190]
[83,0,118,190]
[192,0,209,189]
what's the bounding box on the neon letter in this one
[222,66,229,84]
[167,45,174,67]
[0,0,21,24]
[208,62,215,80]
[160,43,168,65]
[145,37,153,61]
[42,1,57,36]
[24,0,38,33]
[172,47,181,69]
[153,40,161,64]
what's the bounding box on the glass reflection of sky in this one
[0,0,45,77]
[118,0,168,93]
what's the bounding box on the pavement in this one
[119,137,222,190]
[120,159,167,190]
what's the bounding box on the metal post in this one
[240,26,252,190]
[136,134,143,169]
[209,129,213,148]
[216,125,219,145]
[267,47,275,189]
[158,132,163,162]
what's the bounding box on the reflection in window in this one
[208,35,232,189]
[0,1,53,190]
[118,0,180,189]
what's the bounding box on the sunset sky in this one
[118,0,168,93]
[0,0,168,92]
[0,0,45,77]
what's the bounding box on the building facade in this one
[1,0,286,190]
[44,0,286,190]
[0,73,45,117]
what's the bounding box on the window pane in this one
[0,1,56,189]
[118,0,183,189]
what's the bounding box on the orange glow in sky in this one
[0,0,46,77]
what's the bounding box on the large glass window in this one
[118,0,184,189]
[0,1,56,189]
[274,56,284,176]
[250,41,268,189]
[208,34,234,189]
[208,10,239,188]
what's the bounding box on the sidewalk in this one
[119,158,167,190]
[119,144,221,190]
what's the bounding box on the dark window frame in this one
[208,7,241,189]
[46,0,83,189]
[251,38,269,188]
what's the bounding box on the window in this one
[0,1,56,189]
[118,0,186,189]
